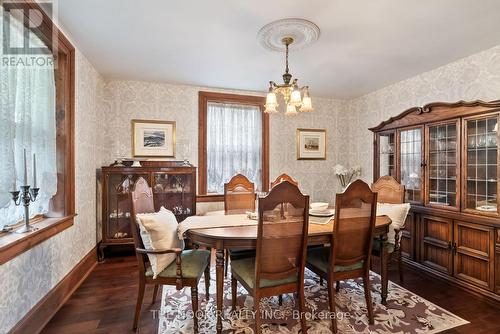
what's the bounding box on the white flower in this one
[333,164,347,176]
[352,166,362,175]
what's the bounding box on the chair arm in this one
[393,228,403,251]
[136,247,184,288]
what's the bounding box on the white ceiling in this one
[54,0,500,99]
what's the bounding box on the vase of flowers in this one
[333,164,362,190]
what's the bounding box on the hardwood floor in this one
[42,253,500,334]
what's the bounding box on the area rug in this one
[158,267,468,333]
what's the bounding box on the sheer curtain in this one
[0,8,57,229]
[206,102,262,193]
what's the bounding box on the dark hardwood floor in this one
[42,253,500,334]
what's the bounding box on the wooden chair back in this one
[332,179,377,268]
[371,175,405,204]
[255,181,310,286]
[130,177,155,275]
[224,174,256,214]
[270,173,298,189]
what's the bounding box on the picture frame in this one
[296,128,326,160]
[131,119,176,157]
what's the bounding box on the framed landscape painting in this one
[296,128,326,160]
[132,119,176,157]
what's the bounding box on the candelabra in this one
[10,185,39,233]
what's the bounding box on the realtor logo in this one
[1,0,57,67]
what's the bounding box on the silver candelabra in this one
[10,185,39,233]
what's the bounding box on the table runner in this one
[177,214,257,239]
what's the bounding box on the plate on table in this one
[309,209,335,217]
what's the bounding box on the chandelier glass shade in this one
[264,37,313,115]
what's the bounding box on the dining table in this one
[181,213,392,334]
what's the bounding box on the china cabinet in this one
[371,100,500,301]
[97,161,196,260]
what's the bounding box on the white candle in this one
[13,169,17,191]
[33,153,37,188]
[23,149,28,186]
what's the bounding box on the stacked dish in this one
[309,202,335,217]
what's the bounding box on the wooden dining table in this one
[184,214,392,334]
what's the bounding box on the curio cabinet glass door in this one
[463,113,499,216]
[399,127,424,204]
[377,131,396,179]
[425,120,460,210]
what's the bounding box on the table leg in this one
[379,234,388,305]
[215,248,224,333]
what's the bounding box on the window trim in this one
[0,0,75,263]
[198,91,269,199]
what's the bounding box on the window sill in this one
[197,194,224,202]
[0,214,75,265]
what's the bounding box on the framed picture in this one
[296,128,326,160]
[131,119,176,157]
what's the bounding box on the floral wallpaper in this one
[0,49,109,333]
[101,81,348,208]
[345,44,500,182]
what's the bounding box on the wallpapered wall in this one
[345,44,500,182]
[101,81,348,213]
[0,50,109,333]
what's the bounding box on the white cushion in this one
[376,202,411,244]
[136,207,184,278]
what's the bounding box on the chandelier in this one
[264,37,313,115]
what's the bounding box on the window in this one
[0,6,57,228]
[198,92,269,197]
[0,1,75,263]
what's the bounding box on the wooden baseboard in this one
[8,246,97,334]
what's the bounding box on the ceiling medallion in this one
[258,19,320,115]
[257,18,320,52]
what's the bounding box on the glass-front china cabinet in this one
[371,101,500,301]
[97,161,196,260]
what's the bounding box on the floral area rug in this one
[159,267,468,333]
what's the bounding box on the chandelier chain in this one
[285,42,289,74]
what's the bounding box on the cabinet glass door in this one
[153,172,195,221]
[426,121,459,208]
[400,127,423,203]
[378,132,396,178]
[106,173,149,241]
[465,115,499,214]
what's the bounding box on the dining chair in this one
[270,173,299,233]
[224,173,256,213]
[371,175,406,282]
[130,177,211,333]
[270,173,298,189]
[224,174,257,276]
[230,180,310,334]
[306,179,377,333]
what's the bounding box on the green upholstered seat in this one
[145,249,210,279]
[371,238,395,254]
[306,247,364,274]
[231,257,298,289]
